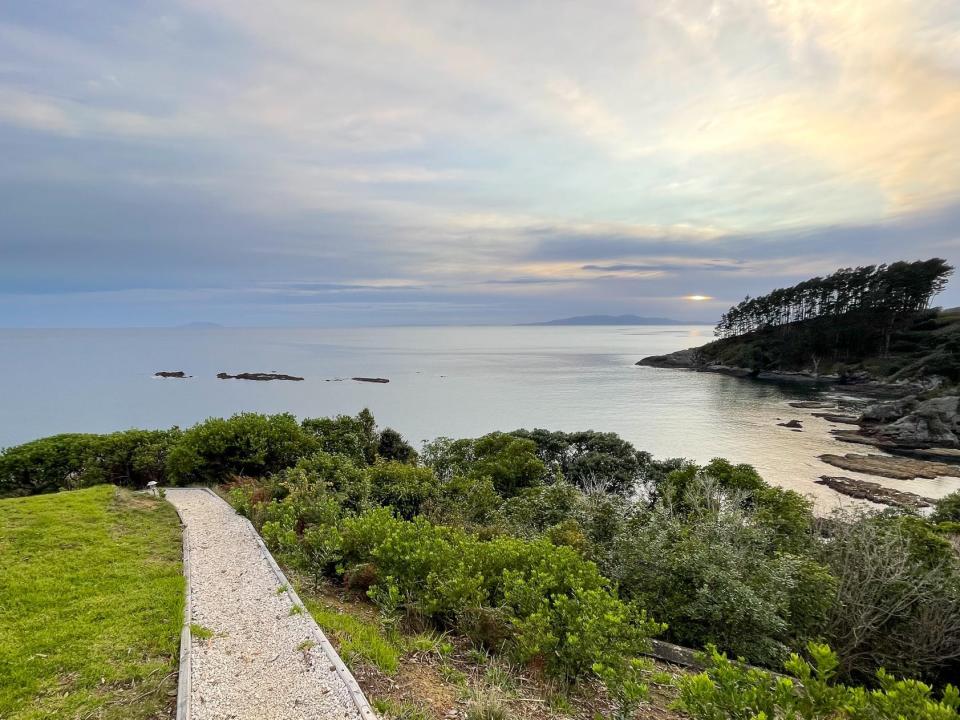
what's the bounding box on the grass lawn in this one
[0,485,184,720]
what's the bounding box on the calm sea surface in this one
[1,325,956,508]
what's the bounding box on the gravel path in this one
[166,488,365,720]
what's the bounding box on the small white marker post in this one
[147,481,158,497]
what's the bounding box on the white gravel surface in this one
[167,488,364,720]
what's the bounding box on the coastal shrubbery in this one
[4,409,959,714]
[678,643,960,720]
[0,429,179,496]
[0,411,408,496]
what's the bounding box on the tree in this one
[377,427,417,463]
[512,429,646,495]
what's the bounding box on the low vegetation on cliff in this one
[3,410,958,719]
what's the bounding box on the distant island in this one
[523,313,712,326]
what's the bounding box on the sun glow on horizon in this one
[684,294,713,301]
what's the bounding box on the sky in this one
[2,0,960,327]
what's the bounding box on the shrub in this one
[300,524,343,588]
[678,642,960,720]
[422,433,545,496]
[367,461,439,519]
[610,486,834,667]
[513,428,647,495]
[336,509,662,681]
[501,481,584,537]
[165,413,315,485]
[301,409,377,465]
[275,451,370,511]
[0,429,180,496]
[818,511,960,683]
[424,474,502,527]
[932,491,960,524]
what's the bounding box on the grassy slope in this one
[0,485,184,720]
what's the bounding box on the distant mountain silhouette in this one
[177,321,224,328]
[522,314,712,326]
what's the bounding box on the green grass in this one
[0,485,184,719]
[301,595,402,674]
[190,623,214,640]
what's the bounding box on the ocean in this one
[1,325,956,508]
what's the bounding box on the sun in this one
[684,294,713,301]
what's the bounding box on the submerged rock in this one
[154,370,189,378]
[216,372,304,381]
[816,476,935,508]
[788,401,836,409]
[778,419,803,429]
[352,377,390,384]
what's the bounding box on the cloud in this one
[0,0,958,326]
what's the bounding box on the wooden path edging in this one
[170,499,192,720]
[201,487,378,720]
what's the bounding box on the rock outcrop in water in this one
[155,370,189,378]
[216,372,304,381]
[815,476,935,508]
[818,452,960,480]
[352,377,390,384]
[635,348,699,369]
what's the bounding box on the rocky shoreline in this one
[637,350,926,396]
[639,348,960,508]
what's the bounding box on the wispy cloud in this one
[0,0,958,326]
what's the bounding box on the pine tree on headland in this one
[715,259,954,340]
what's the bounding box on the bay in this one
[1,325,956,508]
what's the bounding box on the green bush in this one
[424,474,502,527]
[611,485,834,667]
[275,451,370,511]
[334,508,661,681]
[422,433,545,496]
[377,428,417,464]
[301,410,377,465]
[367,461,439,519]
[512,429,648,495]
[0,429,180,496]
[678,643,960,720]
[932,491,960,524]
[165,413,315,485]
